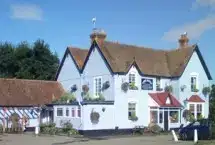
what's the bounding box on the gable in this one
[81,41,113,75]
[165,96,171,104]
[180,48,211,80]
[57,52,80,81]
[55,49,81,80]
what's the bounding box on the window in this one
[128,103,136,119]
[189,104,195,116]
[129,73,136,84]
[66,108,69,116]
[197,104,202,119]
[57,108,63,116]
[77,106,81,117]
[150,110,158,123]
[159,110,163,123]
[156,78,161,91]
[169,111,179,123]
[71,108,75,117]
[191,76,197,92]
[94,77,102,96]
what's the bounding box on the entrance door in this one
[164,111,169,131]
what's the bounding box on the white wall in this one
[82,104,115,130]
[57,53,81,100]
[53,105,82,129]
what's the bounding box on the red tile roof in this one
[187,95,205,102]
[149,92,182,107]
[0,78,65,106]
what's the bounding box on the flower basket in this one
[121,82,129,93]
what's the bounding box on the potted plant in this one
[202,86,211,96]
[121,82,129,93]
[164,85,173,93]
[129,82,138,90]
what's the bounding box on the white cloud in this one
[162,15,215,42]
[192,0,215,10]
[10,4,43,20]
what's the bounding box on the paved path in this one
[0,134,194,145]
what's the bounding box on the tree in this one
[0,39,59,80]
[209,84,215,123]
[0,42,16,77]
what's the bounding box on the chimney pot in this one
[90,28,106,45]
[178,32,189,48]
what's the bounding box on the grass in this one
[195,140,215,145]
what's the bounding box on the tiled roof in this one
[187,95,205,102]
[0,78,64,106]
[67,41,196,77]
[149,92,182,107]
[68,47,88,69]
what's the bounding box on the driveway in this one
[0,134,194,145]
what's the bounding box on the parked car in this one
[179,119,212,140]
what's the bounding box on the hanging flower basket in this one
[164,85,173,93]
[71,84,77,93]
[102,81,110,91]
[180,85,186,92]
[82,85,89,93]
[90,110,100,124]
[121,82,129,93]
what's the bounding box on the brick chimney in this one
[90,28,106,46]
[178,32,189,48]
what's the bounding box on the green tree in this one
[0,42,16,77]
[0,39,59,80]
[209,84,215,123]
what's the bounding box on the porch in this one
[150,107,181,131]
[148,92,183,131]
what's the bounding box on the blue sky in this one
[0,0,215,80]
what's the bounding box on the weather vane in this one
[92,17,96,29]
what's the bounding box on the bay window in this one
[189,103,203,119]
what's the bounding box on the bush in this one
[148,123,162,134]
[40,123,57,135]
[0,124,3,133]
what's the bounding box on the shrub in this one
[0,124,3,133]
[62,122,73,134]
[148,123,162,134]
[40,123,57,135]
[202,87,211,96]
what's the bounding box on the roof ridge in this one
[0,78,58,83]
[68,46,88,50]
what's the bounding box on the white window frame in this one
[128,100,138,120]
[56,108,63,117]
[77,106,81,118]
[66,108,69,117]
[190,72,199,92]
[71,107,76,118]
[188,102,204,119]
[94,76,102,97]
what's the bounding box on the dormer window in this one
[129,73,138,90]
[129,73,136,85]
